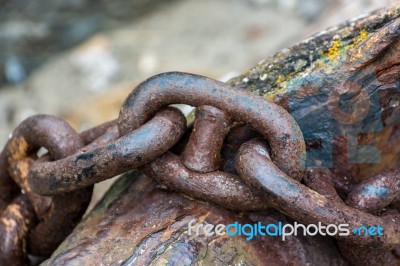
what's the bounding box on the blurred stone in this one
[303,0,399,36]
[296,0,333,22]
[137,53,159,75]
[70,35,119,92]
[0,0,176,86]
[5,55,26,84]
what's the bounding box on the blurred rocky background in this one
[0,0,398,208]
[0,0,177,86]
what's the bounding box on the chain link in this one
[0,72,399,265]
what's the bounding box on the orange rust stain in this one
[9,159,31,191]
[8,137,29,162]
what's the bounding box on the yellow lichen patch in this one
[275,75,285,85]
[345,29,368,50]
[8,137,28,161]
[264,87,287,101]
[321,30,369,65]
[263,75,288,100]
[325,40,341,62]
[263,30,370,101]
[358,30,368,41]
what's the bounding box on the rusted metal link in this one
[142,104,268,210]
[339,240,400,266]
[0,157,19,214]
[181,105,232,173]
[0,194,36,266]
[220,124,261,175]
[8,157,52,222]
[79,119,118,145]
[0,114,85,215]
[338,212,400,265]
[28,107,186,195]
[5,114,84,160]
[342,170,400,265]
[142,151,268,210]
[119,71,306,181]
[346,168,400,214]
[295,158,400,264]
[305,168,342,202]
[120,73,305,212]
[82,123,119,150]
[28,187,93,256]
[1,71,397,264]
[0,115,93,257]
[304,168,400,264]
[0,115,87,216]
[235,139,400,249]
[8,157,93,256]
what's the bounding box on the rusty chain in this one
[0,72,399,265]
[0,115,93,264]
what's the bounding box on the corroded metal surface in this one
[346,169,400,214]
[79,119,118,145]
[26,72,306,214]
[143,151,268,210]
[42,171,349,265]
[10,159,91,253]
[236,139,400,265]
[304,168,342,202]
[8,158,52,219]
[235,139,400,249]
[0,194,36,266]
[28,107,186,195]
[0,159,19,214]
[119,72,306,182]
[0,115,92,260]
[339,241,400,266]
[220,124,261,175]
[45,6,400,265]
[181,105,232,173]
